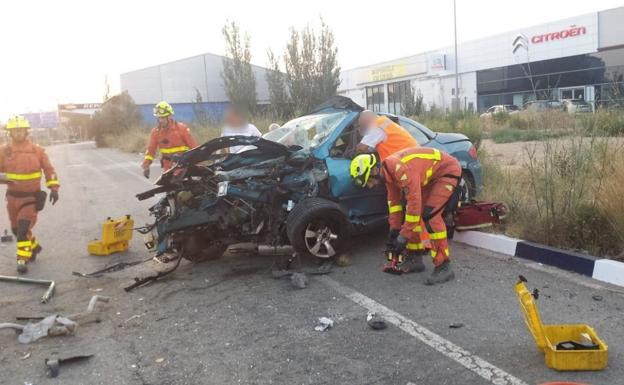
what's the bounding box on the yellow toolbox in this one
[514,276,608,371]
[88,215,134,256]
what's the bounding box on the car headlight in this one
[217,181,229,197]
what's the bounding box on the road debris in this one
[1,295,109,343]
[0,275,55,303]
[290,272,308,289]
[155,357,165,363]
[449,323,465,329]
[314,317,334,332]
[336,253,352,267]
[592,294,603,302]
[72,256,153,278]
[45,353,94,378]
[366,313,387,330]
[18,315,77,344]
[1,229,13,243]
[20,352,31,360]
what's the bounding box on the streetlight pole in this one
[453,0,460,112]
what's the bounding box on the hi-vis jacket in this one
[0,139,59,193]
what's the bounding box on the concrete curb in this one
[453,230,624,288]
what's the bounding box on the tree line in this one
[221,18,341,119]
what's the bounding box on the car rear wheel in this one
[286,198,350,259]
[459,171,476,202]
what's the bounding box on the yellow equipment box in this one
[88,215,134,256]
[514,277,608,371]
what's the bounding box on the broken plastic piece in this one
[314,317,334,332]
[367,313,387,330]
[18,315,77,344]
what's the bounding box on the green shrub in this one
[90,92,143,147]
[414,113,483,149]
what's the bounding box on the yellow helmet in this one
[153,101,174,117]
[350,153,378,188]
[5,115,31,130]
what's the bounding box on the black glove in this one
[387,229,400,243]
[143,167,150,179]
[49,190,59,205]
[391,234,407,254]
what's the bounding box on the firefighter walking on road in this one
[142,101,198,177]
[350,147,461,285]
[0,115,59,274]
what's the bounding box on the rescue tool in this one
[515,276,608,371]
[381,248,405,275]
[88,215,134,256]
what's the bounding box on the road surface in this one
[1,142,623,385]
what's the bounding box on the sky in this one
[0,0,622,120]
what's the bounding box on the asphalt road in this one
[1,142,623,385]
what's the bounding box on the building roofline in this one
[342,8,611,73]
[121,51,270,76]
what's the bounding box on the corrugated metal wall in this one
[121,52,272,123]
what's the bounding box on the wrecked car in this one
[137,97,482,261]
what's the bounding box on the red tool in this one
[381,249,404,275]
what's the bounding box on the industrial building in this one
[121,53,271,124]
[338,7,624,114]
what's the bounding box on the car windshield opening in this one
[263,111,349,150]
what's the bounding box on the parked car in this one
[137,97,483,261]
[522,100,562,112]
[480,104,520,118]
[562,99,593,114]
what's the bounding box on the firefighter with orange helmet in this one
[350,147,461,285]
[0,115,59,274]
[141,101,198,177]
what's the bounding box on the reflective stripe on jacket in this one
[0,139,59,193]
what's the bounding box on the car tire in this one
[460,171,476,202]
[286,198,350,259]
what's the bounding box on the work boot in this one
[398,252,426,273]
[424,260,455,285]
[30,243,42,263]
[16,259,28,274]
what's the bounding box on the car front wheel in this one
[286,198,350,259]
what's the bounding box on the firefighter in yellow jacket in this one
[0,116,59,273]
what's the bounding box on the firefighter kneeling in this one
[350,147,461,285]
[0,115,59,274]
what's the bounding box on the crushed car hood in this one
[176,135,293,166]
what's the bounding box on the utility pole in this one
[453,0,460,112]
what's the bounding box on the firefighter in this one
[142,101,198,177]
[0,115,59,274]
[350,147,461,285]
[355,110,418,161]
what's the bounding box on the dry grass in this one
[481,132,624,258]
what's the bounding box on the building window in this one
[366,85,385,112]
[387,81,411,114]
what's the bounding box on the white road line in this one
[319,276,529,385]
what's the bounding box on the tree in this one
[265,49,289,119]
[90,91,142,147]
[221,21,257,114]
[192,87,208,125]
[283,19,340,113]
[402,88,424,117]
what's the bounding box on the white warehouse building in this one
[338,6,624,114]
